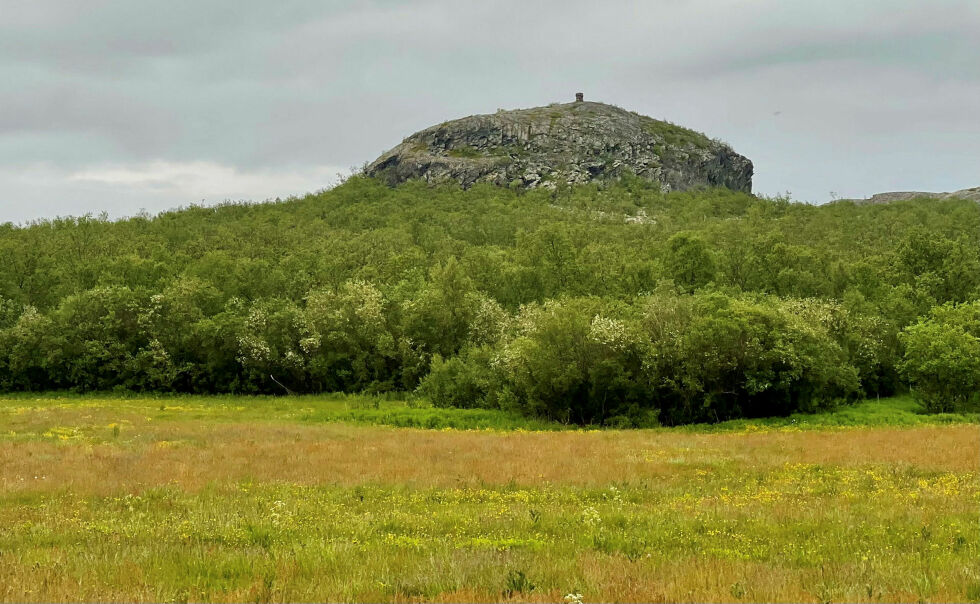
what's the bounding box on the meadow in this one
[0,394,978,602]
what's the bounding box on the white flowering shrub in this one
[304,279,396,391]
[469,295,511,346]
[234,298,316,390]
[588,314,640,353]
[493,298,653,424]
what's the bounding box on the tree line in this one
[0,176,978,422]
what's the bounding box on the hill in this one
[367,96,753,193]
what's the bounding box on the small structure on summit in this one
[366,99,753,193]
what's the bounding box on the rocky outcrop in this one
[853,187,980,204]
[367,99,753,193]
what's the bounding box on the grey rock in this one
[366,100,753,193]
[867,187,980,204]
[840,187,980,205]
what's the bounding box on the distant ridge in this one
[840,186,980,204]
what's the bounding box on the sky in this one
[1,0,978,224]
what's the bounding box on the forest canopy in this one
[1,176,978,424]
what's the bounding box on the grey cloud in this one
[0,0,978,222]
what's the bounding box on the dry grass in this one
[2,410,976,493]
[0,397,978,602]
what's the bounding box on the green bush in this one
[487,292,860,425]
[665,233,716,291]
[641,292,860,424]
[417,347,499,409]
[899,302,980,412]
[493,297,648,424]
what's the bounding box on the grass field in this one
[0,394,977,602]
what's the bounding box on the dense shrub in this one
[658,294,860,423]
[664,233,716,291]
[899,302,980,412]
[417,347,500,410]
[422,292,862,426]
[0,177,977,421]
[304,280,397,391]
[494,297,648,424]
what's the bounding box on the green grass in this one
[446,145,483,159]
[641,117,713,150]
[0,392,977,601]
[681,395,980,433]
[2,464,976,601]
[0,392,974,432]
[0,392,563,431]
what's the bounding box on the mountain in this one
[366,96,753,193]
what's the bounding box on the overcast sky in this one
[1,0,978,223]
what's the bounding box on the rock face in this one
[367,99,753,193]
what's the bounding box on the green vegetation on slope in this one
[0,177,978,424]
[641,116,713,149]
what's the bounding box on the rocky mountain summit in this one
[367,96,753,193]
